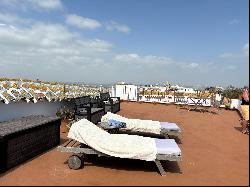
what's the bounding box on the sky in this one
[0,0,249,87]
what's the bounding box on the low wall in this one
[139,95,212,106]
[0,99,74,122]
[136,96,242,111]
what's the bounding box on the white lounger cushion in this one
[101,112,161,134]
[68,119,181,161]
[160,122,180,131]
[68,119,157,161]
[155,139,181,155]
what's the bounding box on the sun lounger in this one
[100,112,181,138]
[57,119,182,176]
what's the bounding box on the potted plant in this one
[224,103,231,110]
[56,106,75,133]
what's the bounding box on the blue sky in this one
[0,0,249,87]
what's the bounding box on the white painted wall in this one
[230,99,241,110]
[113,84,138,101]
[139,95,212,106]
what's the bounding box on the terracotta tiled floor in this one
[0,102,249,186]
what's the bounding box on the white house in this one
[176,86,196,94]
[111,82,138,101]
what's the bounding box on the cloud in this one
[114,53,139,62]
[77,39,113,52]
[0,0,25,10]
[65,14,102,30]
[220,43,249,60]
[65,16,130,32]
[229,19,240,25]
[227,65,237,70]
[27,0,63,10]
[114,53,174,65]
[0,0,63,11]
[0,22,112,71]
[185,63,199,68]
[106,21,130,33]
[0,12,32,24]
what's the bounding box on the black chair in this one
[74,96,105,124]
[90,97,104,108]
[100,92,120,113]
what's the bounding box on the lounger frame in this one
[57,139,181,176]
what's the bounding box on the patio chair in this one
[99,112,181,138]
[57,119,182,176]
[90,96,104,108]
[100,92,120,113]
[74,96,105,124]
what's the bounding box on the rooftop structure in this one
[111,82,138,101]
[0,102,248,186]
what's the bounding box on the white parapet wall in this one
[139,95,175,103]
[0,99,74,122]
[139,95,212,106]
[230,99,241,110]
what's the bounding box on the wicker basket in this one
[0,115,61,173]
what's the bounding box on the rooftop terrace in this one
[0,101,248,186]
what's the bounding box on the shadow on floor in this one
[78,155,182,175]
[234,126,242,132]
[169,136,182,144]
[118,131,182,143]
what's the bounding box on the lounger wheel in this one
[68,154,84,170]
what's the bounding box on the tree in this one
[222,85,243,99]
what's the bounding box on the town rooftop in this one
[0,101,248,186]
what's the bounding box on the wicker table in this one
[0,115,61,173]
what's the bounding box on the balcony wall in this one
[0,99,74,122]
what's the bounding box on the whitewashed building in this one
[173,85,196,94]
[111,82,138,101]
